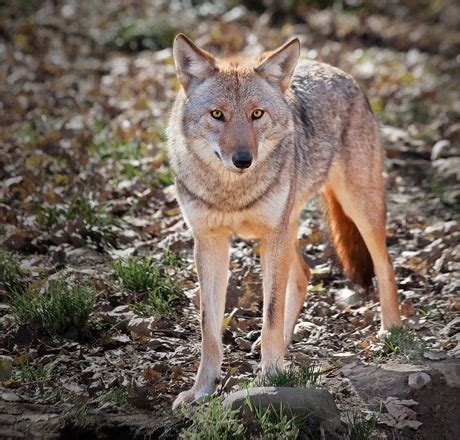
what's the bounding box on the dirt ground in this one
[0,1,459,439]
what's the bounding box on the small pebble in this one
[408,372,431,390]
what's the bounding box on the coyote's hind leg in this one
[324,167,401,335]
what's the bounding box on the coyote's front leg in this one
[172,230,230,409]
[260,229,293,373]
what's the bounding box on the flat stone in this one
[408,372,431,390]
[423,350,448,361]
[382,363,428,373]
[223,386,340,432]
[0,356,13,381]
[2,393,21,402]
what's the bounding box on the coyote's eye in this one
[210,110,224,121]
[251,109,264,120]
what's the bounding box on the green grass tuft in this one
[347,412,378,440]
[384,327,426,359]
[179,396,246,440]
[152,168,175,187]
[255,363,320,388]
[113,256,159,291]
[64,404,89,429]
[19,360,55,383]
[249,402,302,440]
[35,195,119,247]
[10,280,96,337]
[113,256,179,315]
[66,196,119,246]
[162,249,184,267]
[0,248,25,294]
[103,387,133,405]
[90,131,145,161]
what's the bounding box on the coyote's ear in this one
[255,38,300,92]
[172,34,217,93]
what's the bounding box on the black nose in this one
[232,151,253,169]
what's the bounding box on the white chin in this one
[226,167,246,174]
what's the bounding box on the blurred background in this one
[0,2,459,437]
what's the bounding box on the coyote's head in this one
[172,34,300,174]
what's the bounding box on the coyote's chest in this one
[175,173,292,238]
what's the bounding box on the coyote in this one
[167,34,401,408]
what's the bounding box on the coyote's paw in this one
[377,327,389,341]
[172,387,211,410]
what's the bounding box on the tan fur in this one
[168,34,401,408]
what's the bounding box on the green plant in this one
[162,249,184,267]
[105,16,178,52]
[250,402,301,440]
[64,404,89,429]
[19,360,55,383]
[255,363,320,388]
[384,327,425,359]
[35,205,63,227]
[44,388,69,404]
[90,132,145,161]
[113,256,159,291]
[119,162,142,180]
[103,387,133,405]
[347,412,378,440]
[113,256,179,315]
[135,288,177,316]
[152,168,174,187]
[17,122,40,148]
[66,196,119,246]
[34,196,119,247]
[0,248,25,293]
[179,396,246,440]
[10,280,96,337]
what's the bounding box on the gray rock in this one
[408,372,431,390]
[223,387,340,432]
[423,350,448,361]
[2,392,21,402]
[0,355,13,381]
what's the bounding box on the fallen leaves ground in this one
[0,1,459,439]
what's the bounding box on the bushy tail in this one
[322,188,374,288]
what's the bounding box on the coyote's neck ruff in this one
[167,34,401,409]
